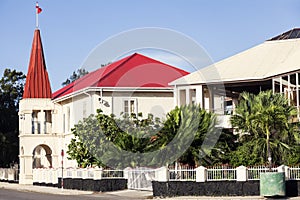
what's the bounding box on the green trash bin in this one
[260,172,285,197]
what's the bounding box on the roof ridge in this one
[52,54,136,98]
[52,68,98,99]
[52,53,190,99]
[133,53,189,74]
[93,53,139,85]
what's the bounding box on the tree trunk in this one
[266,132,272,172]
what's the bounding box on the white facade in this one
[18,87,175,184]
[171,32,300,126]
[19,98,61,184]
[18,28,189,184]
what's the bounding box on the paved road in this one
[2,182,300,200]
[0,188,148,200]
[0,182,152,199]
[0,188,96,200]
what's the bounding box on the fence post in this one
[36,169,40,183]
[45,169,51,185]
[196,166,207,182]
[277,165,288,180]
[71,168,76,179]
[93,167,103,180]
[156,166,169,182]
[52,168,58,185]
[32,169,36,183]
[82,168,88,179]
[236,166,247,181]
[285,166,290,180]
[123,167,130,179]
[8,168,15,182]
[0,169,3,180]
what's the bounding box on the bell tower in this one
[18,28,60,184]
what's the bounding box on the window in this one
[67,106,70,131]
[63,114,65,133]
[179,90,186,106]
[83,101,87,118]
[123,99,137,116]
[32,110,40,134]
[45,110,52,134]
[189,89,196,104]
[63,106,70,133]
[45,110,52,123]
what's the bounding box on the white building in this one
[19,26,300,184]
[171,28,300,127]
[18,28,189,184]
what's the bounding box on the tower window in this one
[123,99,137,116]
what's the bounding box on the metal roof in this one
[268,28,300,41]
[171,29,300,86]
[52,53,189,99]
[23,29,52,98]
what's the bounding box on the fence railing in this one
[102,169,124,179]
[169,166,196,181]
[167,165,300,182]
[32,167,126,184]
[289,166,300,180]
[126,167,158,191]
[0,168,19,182]
[3,165,300,184]
[207,166,237,181]
[247,166,278,180]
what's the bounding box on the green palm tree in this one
[231,90,298,169]
[153,104,218,167]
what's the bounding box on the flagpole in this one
[36,10,38,28]
[36,2,39,28]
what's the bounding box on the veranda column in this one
[186,88,190,105]
[173,86,178,107]
[23,111,32,134]
[196,86,203,108]
[209,86,214,112]
[296,73,299,119]
[38,110,46,134]
[19,155,33,184]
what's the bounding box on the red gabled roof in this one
[53,53,189,99]
[23,29,52,98]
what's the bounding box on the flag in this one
[36,2,42,14]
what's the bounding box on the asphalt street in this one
[2,182,300,200]
[0,188,147,200]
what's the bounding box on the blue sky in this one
[0,0,299,91]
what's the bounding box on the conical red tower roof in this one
[23,29,52,98]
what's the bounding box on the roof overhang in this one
[52,86,174,103]
[171,38,300,87]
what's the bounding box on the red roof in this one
[23,29,52,98]
[53,53,189,99]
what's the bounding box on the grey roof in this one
[171,30,300,86]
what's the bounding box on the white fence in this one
[127,167,158,191]
[169,166,196,181]
[2,165,300,184]
[32,167,126,185]
[0,168,19,182]
[167,165,300,182]
[289,166,300,180]
[207,166,237,181]
[247,166,278,180]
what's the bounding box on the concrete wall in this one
[152,180,300,197]
[32,178,127,192]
